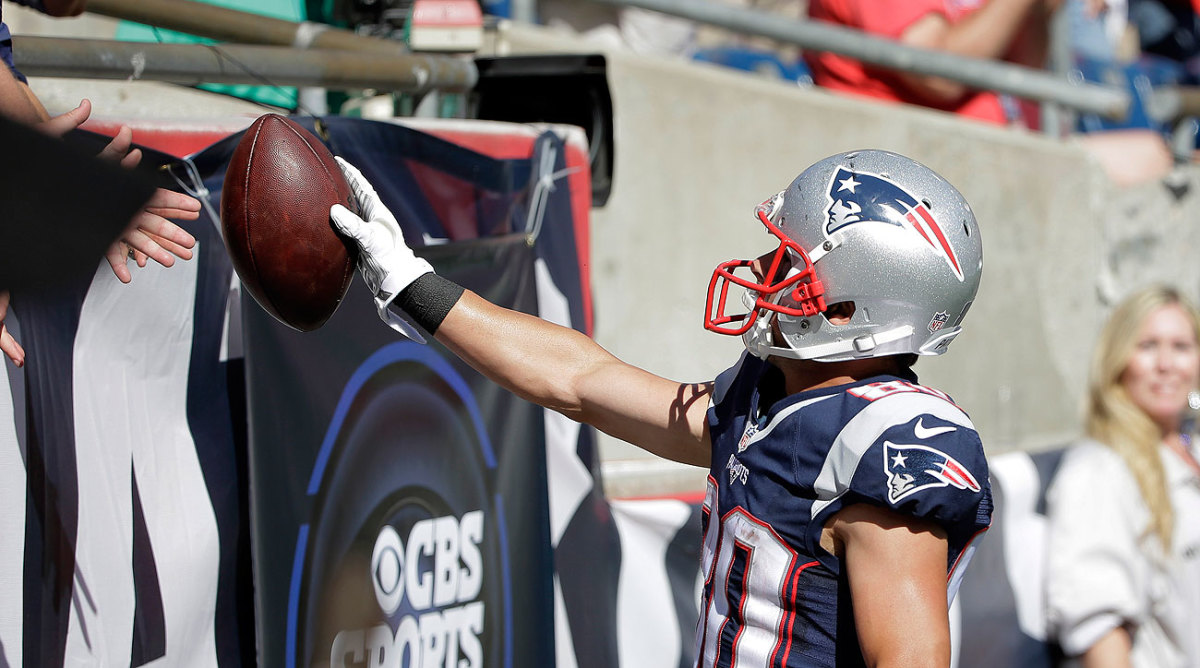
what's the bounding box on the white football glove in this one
[330,156,434,342]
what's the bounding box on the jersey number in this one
[694,480,818,668]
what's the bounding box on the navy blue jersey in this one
[695,353,992,668]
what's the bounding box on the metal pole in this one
[85,0,411,56]
[586,0,1131,120]
[13,36,478,93]
[509,0,538,24]
[1043,4,1075,136]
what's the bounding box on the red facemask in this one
[704,206,827,336]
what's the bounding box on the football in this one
[220,113,359,332]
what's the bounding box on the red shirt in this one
[805,0,1011,125]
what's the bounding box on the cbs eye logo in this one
[371,514,484,614]
[292,343,508,668]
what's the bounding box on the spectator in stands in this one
[0,0,88,121]
[1128,0,1200,75]
[0,97,201,368]
[806,0,1057,124]
[804,0,1176,186]
[0,47,41,123]
[0,0,200,367]
[1045,284,1200,667]
[1068,0,1136,63]
[538,0,698,57]
[537,0,797,59]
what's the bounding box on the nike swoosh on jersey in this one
[913,417,957,439]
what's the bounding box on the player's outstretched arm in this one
[331,158,712,468]
[438,290,712,467]
[831,503,951,668]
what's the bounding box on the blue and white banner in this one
[0,192,244,667]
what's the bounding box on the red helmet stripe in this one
[905,210,933,246]
[915,206,963,280]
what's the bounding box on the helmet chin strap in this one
[743,320,915,361]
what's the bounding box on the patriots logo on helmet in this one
[824,168,964,282]
[883,441,981,504]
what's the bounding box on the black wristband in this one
[393,272,465,335]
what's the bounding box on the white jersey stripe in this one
[947,528,987,604]
[811,392,975,520]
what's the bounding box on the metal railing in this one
[13,36,476,93]
[580,0,1200,155]
[588,0,1132,121]
[13,0,1200,139]
[15,0,479,94]
[85,0,413,56]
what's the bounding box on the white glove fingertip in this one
[334,156,380,203]
[330,204,364,238]
[333,156,363,182]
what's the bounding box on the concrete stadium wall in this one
[487,22,1200,495]
[16,10,1200,495]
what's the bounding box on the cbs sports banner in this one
[244,236,558,668]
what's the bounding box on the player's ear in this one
[825,301,856,325]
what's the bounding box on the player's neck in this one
[775,356,906,395]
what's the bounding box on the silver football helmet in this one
[705,149,983,362]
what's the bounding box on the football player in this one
[330,149,992,668]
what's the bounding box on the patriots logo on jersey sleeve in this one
[824,167,964,281]
[883,441,981,504]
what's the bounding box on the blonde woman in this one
[1046,285,1200,667]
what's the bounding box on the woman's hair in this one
[1085,284,1200,550]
